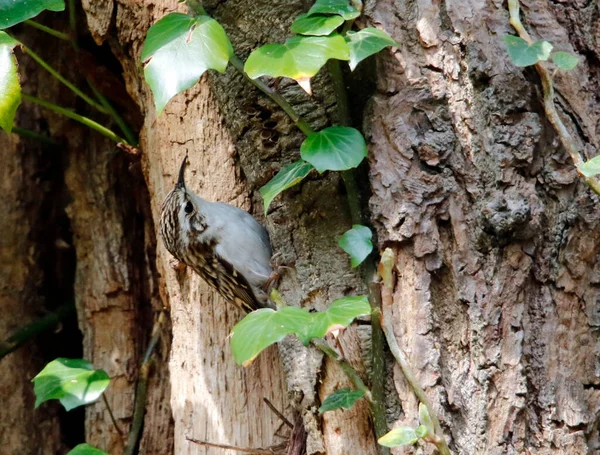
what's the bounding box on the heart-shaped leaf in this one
[345,27,398,70]
[291,13,344,36]
[309,296,370,342]
[32,358,110,411]
[503,36,552,67]
[579,156,600,178]
[300,126,367,172]
[141,13,233,114]
[338,224,373,267]
[319,388,365,413]
[0,0,65,30]
[0,32,21,133]
[67,444,109,455]
[378,426,419,447]
[245,34,349,94]
[260,160,314,214]
[307,0,360,20]
[551,51,579,70]
[231,296,370,365]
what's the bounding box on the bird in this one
[159,155,274,312]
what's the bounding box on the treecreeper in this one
[159,156,275,311]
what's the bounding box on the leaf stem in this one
[0,304,75,361]
[229,55,315,136]
[89,82,138,145]
[12,127,58,145]
[22,46,109,114]
[186,0,208,16]
[327,57,389,451]
[378,248,451,455]
[22,94,127,144]
[507,0,600,195]
[24,20,71,41]
[102,394,124,436]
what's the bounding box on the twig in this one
[327,57,389,451]
[0,304,75,360]
[22,94,127,144]
[378,248,451,455]
[102,393,124,436]
[507,0,600,195]
[186,437,275,454]
[123,312,166,455]
[263,397,294,429]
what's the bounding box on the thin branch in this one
[0,304,74,360]
[102,394,124,436]
[263,397,294,429]
[186,437,275,454]
[123,312,166,455]
[22,94,127,144]
[327,57,389,451]
[378,248,451,455]
[12,127,58,145]
[22,46,109,114]
[24,20,71,41]
[507,0,600,195]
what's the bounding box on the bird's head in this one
[159,156,207,257]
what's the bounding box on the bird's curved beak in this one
[176,155,187,190]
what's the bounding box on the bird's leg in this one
[169,257,187,271]
[264,252,294,290]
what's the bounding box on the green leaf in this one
[245,34,349,93]
[0,32,21,133]
[0,0,65,30]
[338,225,373,267]
[307,0,360,20]
[67,444,109,455]
[230,307,311,366]
[378,426,419,447]
[345,28,398,70]
[141,13,233,114]
[300,126,367,172]
[309,296,371,343]
[231,297,370,365]
[503,36,552,67]
[551,51,579,70]
[418,403,434,437]
[414,425,428,439]
[579,155,600,178]
[32,358,110,411]
[259,160,314,214]
[319,388,365,413]
[291,13,344,36]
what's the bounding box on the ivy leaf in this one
[291,13,344,36]
[551,51,579,70]
[503,35,552,67]
[414,425,429,439]
[578,156,600,178]
[67,444,109,455]
[300,126,367,172]
[141,13,233,114]
[345,28,398,70]
[230,307,312,366]
[338,225,373,267]
[319,388,365,413]
[0,0,65,30]
[418,403,434,437]
[0,31,21,133]
[32,358,110,411]
[378,426,419,447]
[309,296,371,343]
[231,297,370,365]
[259,160,314,214]
[244,34,349,94]
[307,0,360,20]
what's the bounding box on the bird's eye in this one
[184,201,194,214]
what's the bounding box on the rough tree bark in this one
[3,0,600,454]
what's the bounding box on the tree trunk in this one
[4,0,599,454]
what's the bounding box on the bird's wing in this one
[211,251,263,312]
